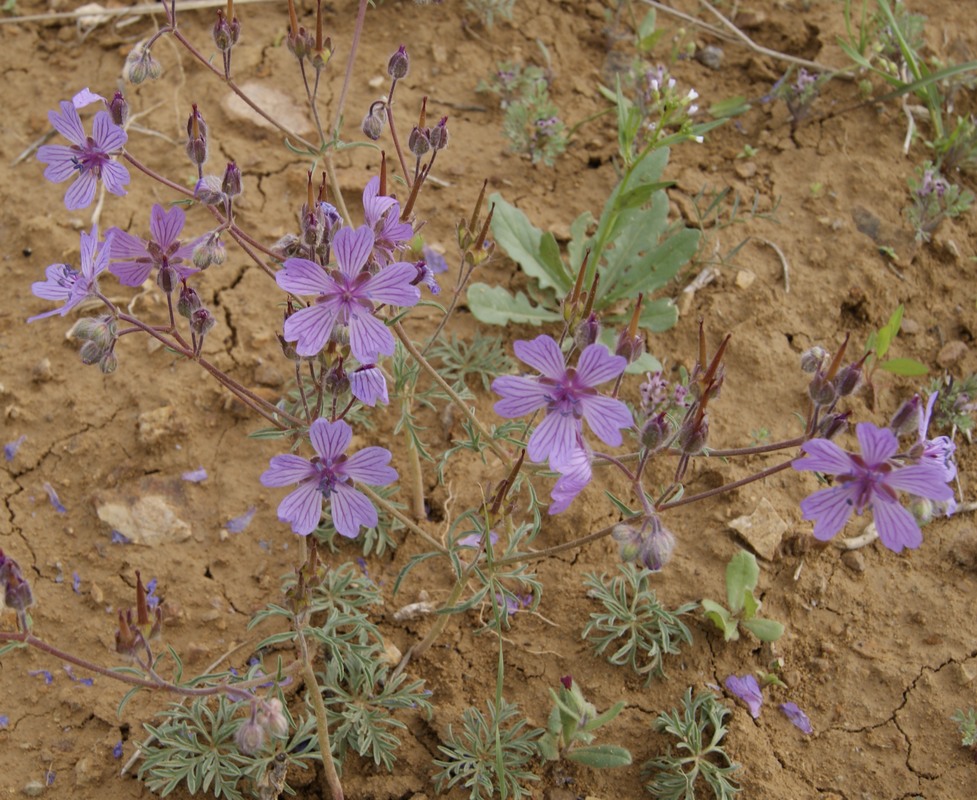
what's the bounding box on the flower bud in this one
[272,233,302,259]
[612,523,643,562]
[387,45,409,79]
[186,104,209,167]
[222,161,242,198]
[408,126,431,157]
[0,551,35,615]
[615,328,645,364]
[124,44,162,85]
[361,107,385,141]
[807,373,836,407]
[99,351,119,375]
[157,264,179,295]
[109,91,129,127]
[192,233,226,269]
[889,395,922,437]
[573,313,600,350]
[429,116,449,150]
[257,698,289,738]
[190,308,217,337]
[800,346,827,373]
[677,414,708,455]
[79,340,104,366]
[235,717,266,756]
[638,517,675,572]
[324,359,349,396]
[177,286,203,319]
[640,412,671,453]
[817,411,849,440]
[833,362,862,397]
[194,175,225,205]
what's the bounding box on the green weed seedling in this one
[701,550,784,643]
[952,708,977,749]
[537,676,632,769]
[643,689,741,800]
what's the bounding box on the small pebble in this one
[840,550,865,572]
[694,45,724,70]
[937,340,968,368]
[22,781,45,797]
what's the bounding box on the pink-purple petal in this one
[349,366,389,407]
[492,375,551,418]
[343,446,397,485]
[260,454,317,487]
[348,309,395,363]
[277,258,336,296]
[527,410,578,468]
[580,394,633,447]
[108,228,151,260]
[547,448,592,515]
[111,260,154,287]
[309,418,352,461]
[799,484,857,541]
[49,101,84,144]
[37,145,78,181]
[883,463,954,502]
[513,335,566,380]
[91,111,127,151]
[329,483,378,538]
[64,172,97,210]
[725,674,763,719]
[779,703,813,734]
[101,160,130,196]
[283,304,340,357]
[277,481,323,536]
[793,438,855,475]
[855,422,898,466]
[334,225,375,279]
[575,344,627,387]
[364,262,421,306]
[149,204,185,248]
[871,496,923,553]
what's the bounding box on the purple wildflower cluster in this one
[492,335,633,513]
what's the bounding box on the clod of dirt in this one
[136,405,187,447]
[728,497,788,560]
[840,549,866,573]
[94,493,192,546]
[937,340,969,368]
[21,780,44,797]
[222,82,313,135]
[947,530,977,570]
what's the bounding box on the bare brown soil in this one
[2,1,977,799]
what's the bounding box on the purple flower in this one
[29,226,110,322]
[917,392,956,482]
[725,674,762,719]
[362,177,414,264]
[793,422,954,552]
[225,506,257,534]
[547,444,592,515]
[112,741,124,759]
[421,245,448,274]
[182,466,208,483]
[492,335,633,471]
[276,225,420,360]
[107,204,201,287]
[37,100,129,209]
[779,702,813,734]
[260,418,397,537]
[350,364,389,406]
[4,435,26,462]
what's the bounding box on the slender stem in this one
[658,459,795,510]
[385,100,412,187]
[297,630,344,800]
[403,423,427,521]
[701,436,806,458]
[331,0,369,137]
[357,484,447,554]
[393,322,511,467]
[492,521,620,568]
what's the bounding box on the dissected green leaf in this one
[466,283,562,326]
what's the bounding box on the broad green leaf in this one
[875,304,904,359]
[701,599,739,641]
[567,744,633,769]
[568,209,595,272]
[742,617,785,642]
[488,193,572,293]
[741,589,760,621]
[466,283,562,326]
[582,700,627,732]
[640,297,679,333]
[725,551,759,614]
[880,357,928,376]
[602,227,700,305]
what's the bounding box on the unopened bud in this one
[99,351,119,375]
[79,340,104,366]
[833,362,862,397]
[0,551,35,614]
[109,91,129,127]
[235,717,266,756]
[186,104,209,167]
[639,412,671,453]
[817,411,849,440]
[800,346,828,373]
[222,161,242,198]
[638,517,675,572]
[257,698,289,738]
[177,285,203,319]
[615,328,645,364]
[190,308,217,337]
[573,313,600,350]
[272,233,302,259]
[408,126,431,157]
[429,116,449,150]
[194,175,225,205]
[889,395,922,437]
[324,360,349,395]
[124,44,162,85]
[387,45,409,79]
[192,234,226,269]
[807,373,837,407]
[361,107,385,141]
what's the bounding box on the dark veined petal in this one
[329,483,378,538]
[333,225,375,279]
[883,463,954,502]
[110,259,153,287]
[575,343,627,387]
[283,303,341,357]
[580,394,633,447]
[64,172,97,210]
[871,493,923,553]
[260,454,317,487]
[799,484,857,541]
[343,446,397,486]
[37,145,78,182]
[349,366,388,407]
[48,101,85,145]
[309,418,352,461]
[277,480,323,536]
[108,227,151,260]
[364,261,421,306]
[100,160,130,197]
[91,110,127,152]
[725,674,763,719]
[513,335,566,380]
[149,204,186,249]
[793,438,854,475]
[492,375,550,418]
[855,422,899,466]
[31,265,75,303]
[276,258,335,296]
[347,308,395,363]
[526,409,578,469]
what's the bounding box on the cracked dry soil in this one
[2,1,977,798]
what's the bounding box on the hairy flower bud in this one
[573,313,600,350]
[429,116,449,150]
[0,551,35,616]
[408,126,431,157]
[361,106,385,140]
[109,91,129,127]
[638,517,675,572]
[99,351,119,375]
[177,286,203,319]
[257,698,289,738]
[124,43,162,85]
[157,264,179,295]
[324,359,349,396]
[222,161,242,198]
[807,373,837,407]
[190,308,217,337]
[235,717,266,756]
[889,395,922,437]
[387,45,409,79]
[833,362,863,397]
[615,328,645,364]
[186,104,209,167]
[800,346,828,373]
[194,175,225,206]
[79,340,105,366]
[192,233,226,269]
[639,412,671,453]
